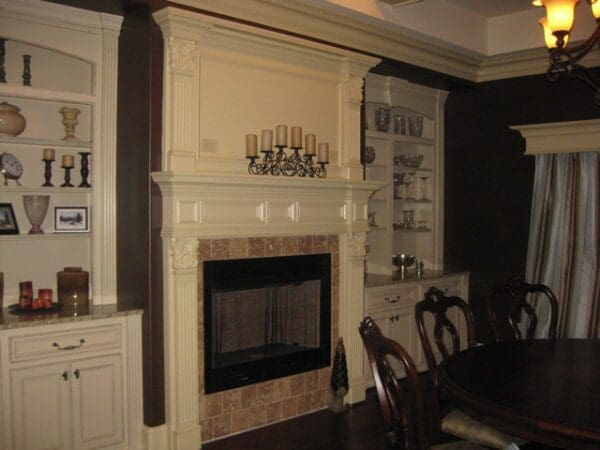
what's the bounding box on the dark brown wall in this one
[444,71,600,342]
[117,3,165,426]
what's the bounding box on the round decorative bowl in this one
[395,153,424,168]
[364,146,376,164]
[0,101,27,137]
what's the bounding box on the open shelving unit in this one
[0,7,120,305]
[364,73,448,275]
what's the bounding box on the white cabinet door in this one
[71,355,124,450]
[10,362,72,450]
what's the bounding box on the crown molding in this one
[511,119,600,155]
[166,0,600,83]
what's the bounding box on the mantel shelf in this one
[0,84,95,105]
[0,135,93,149]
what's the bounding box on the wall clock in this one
[0,152,23,186]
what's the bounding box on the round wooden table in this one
[438,339,600,450]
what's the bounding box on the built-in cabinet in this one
[0,0,120,305]
[0,313,142,450]
[363,272,469,383]
[363,74,467,381]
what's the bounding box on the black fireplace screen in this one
[204,254,331,393]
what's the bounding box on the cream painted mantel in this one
[151,6,381,449]
[511,119,600,155]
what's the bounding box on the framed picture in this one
[54,206,89,233]
[0,203,19,235]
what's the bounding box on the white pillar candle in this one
[305,134,316,155]
[317,143,329,163]
[62,154,75,168]
[261,129,273,151]
[43,148,55,161]
[275,124,287,147]
[245,134,258,157]
[290,126,302,148]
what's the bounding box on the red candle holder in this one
[19,281,33,309]
[39,288,52,309]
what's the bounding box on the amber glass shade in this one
[591,0,600,19]
[539,17,571,47]
[543,0,580,33]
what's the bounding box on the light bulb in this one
[591,0,600,19]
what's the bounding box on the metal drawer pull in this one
[62,371,68,381]
[389,314,400,322]
[384,296,400,303]
[74,369,80,379]
[53,338,85,351]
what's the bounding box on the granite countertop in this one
[365,269,469,289]
[0,304,143,331]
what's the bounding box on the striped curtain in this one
[526,151,600,338]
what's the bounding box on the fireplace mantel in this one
[152,172,384,238]
[152,4,380,448]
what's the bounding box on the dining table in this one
[438,338,600,450]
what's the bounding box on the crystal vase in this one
[23,195,49,234]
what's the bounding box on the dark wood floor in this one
[202,389,554,450]
[202,389,388,450]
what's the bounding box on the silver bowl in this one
[392,253,415,269]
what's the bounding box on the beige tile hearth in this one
[198,235,340,442]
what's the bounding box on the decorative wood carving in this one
[343,75,364,106]
[168,37,200,74]
[170,238,199,270]
[346,232,367,258]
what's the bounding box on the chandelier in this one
[533,0,600,105]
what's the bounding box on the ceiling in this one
[444,0,533,18]
[323,0,598,57]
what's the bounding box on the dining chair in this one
[414,287,525,450]
[487,277,558,341]
[359,316,485,450]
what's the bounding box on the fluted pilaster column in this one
[165,238,201,450]
[338,232,367,403]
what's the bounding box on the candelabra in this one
[247,145,328,178]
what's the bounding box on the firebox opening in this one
[204,253,331,393]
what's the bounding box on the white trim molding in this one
[511,119,600,155]
[164,0,600,83]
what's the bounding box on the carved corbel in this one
[167,37,200,75]
[342,75,364,106]
[346,232,367,259]
[169,237,199,270]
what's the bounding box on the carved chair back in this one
[415,287,476,386]
[359,317,431,450]
[487,277,558,341]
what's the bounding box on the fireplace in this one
[203,253,331,393]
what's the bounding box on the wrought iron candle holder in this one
[247,145,328,178]
[22,55,31,86]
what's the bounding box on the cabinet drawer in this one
[8,324,122,364]
[366,285,418,311]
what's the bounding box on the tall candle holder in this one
[247,145,327,178]
[0,39,6,84]
[22,55,31,86]
[42,158,54,187]
[78,152,91,187]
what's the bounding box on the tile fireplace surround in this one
[197,235,339,441]
[151,5,380,450]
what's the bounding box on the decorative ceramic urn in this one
[0,101,26,137]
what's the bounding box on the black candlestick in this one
[61,166,74,187]
[78,152,91,187]
[0,39,6,83]
[42,159,54,187]
[22,55,31,86]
